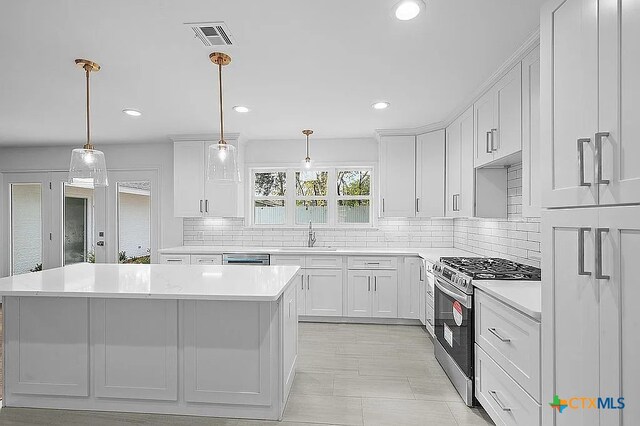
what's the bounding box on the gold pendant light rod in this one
[209,52,231,145]
[75,59,100,150]
[303,129,313,161]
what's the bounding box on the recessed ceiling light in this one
[372,102,390,110]
[394,0,424,20]
[122,108,142,117]
[233,106,250,113]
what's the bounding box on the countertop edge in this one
[473,281,542,321]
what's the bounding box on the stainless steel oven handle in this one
[435,278,471,308]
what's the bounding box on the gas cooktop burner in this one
[439,257,541,281]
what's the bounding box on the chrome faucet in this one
[308,221,317,247]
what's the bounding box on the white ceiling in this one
[0,0,544,146]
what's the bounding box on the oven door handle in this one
[435,278,472,309]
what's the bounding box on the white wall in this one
[0,142,182,276]
[245,137,378,165]
[118,191,151,258]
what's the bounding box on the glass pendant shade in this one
[69,148,108,187]
[301,157,315,170]
[207,142,240,182]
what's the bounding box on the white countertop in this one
[473,280,541,320]
[158,246,477,264]
[0,263,300,302]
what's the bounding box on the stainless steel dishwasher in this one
[222,253,270,265]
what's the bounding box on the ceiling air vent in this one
[186,22,235,47]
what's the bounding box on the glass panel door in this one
[63,183,95,265]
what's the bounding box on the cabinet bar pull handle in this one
[578,228,591,276]
[416,197,420,213]
[301,274,304,290]
[199,199,203,213]
[487,327,511,342]
[491,128,498,151]
[166,259,182,263]
[595,228,610,280]
[382,198,385,213]
[489,390,512,411]
[577,138,592,187]
[374,276,377,292]
[486,131,492,153]
[368,276,371,292]
[307,275,310,290]
[205,199,209,213]
[595,132,610,185]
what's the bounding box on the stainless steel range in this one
[432,257,541,406]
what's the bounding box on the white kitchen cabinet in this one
[190,254,223,265]
[400,257,422,320]
[347,270,372,317]
[446,106,475,217]
[541,0,599,208]
[379,135,416,217]
[416,130,445,217]
[281,282,298,401]
[304,269,343,316]
[522,46,541,217]
[296,273,306,316]
[158,254,190,265]
[173,139,240,218]
[474,63,522,168]
[372,270,398,318]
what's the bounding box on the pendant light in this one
[302,129,314,169]
[69,59,108,188]
[207,52,240,182]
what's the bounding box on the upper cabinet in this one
[446,106,474,217]
[379,131,445,218]
[474,63,523,168]
[541,0,640,208]
[522,46,541,217]
[173,138,241,218]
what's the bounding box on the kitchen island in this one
[0,263,300,420]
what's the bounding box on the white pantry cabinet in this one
[347,269,398,318]
[474,63,522,168]
[542,206,640,426]
[446,106,475,217]
[379,131,445,218]
[521,46,541,217]
[173,139,240,217]
[541,0,640,207]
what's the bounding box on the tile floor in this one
[0,322,494,426]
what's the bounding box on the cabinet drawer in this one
[159,254,190,265]
[475,290,540,402]
[305,256,342,269]
[347,256,397,270]
[475,345,540,426]
[271,255,306,267]
[190,254,222,265]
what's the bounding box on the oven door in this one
[434,277,473,377]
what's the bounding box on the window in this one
[250,167,373,227]
[337,170,371,224]
[295,171,328,224]
[253,171,287,225]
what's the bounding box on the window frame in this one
[251,170,288,226]
[248,165,375,228]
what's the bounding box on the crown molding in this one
[375,27,540,139]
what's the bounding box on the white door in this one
[401,258,421,319]
[541,0,599,208]
[372,270,398,318]
[347,270,371,317]
[598,205,640,425]
[598,1,640,205]
[3,172,53,275]
[445,120,461,217]
[522,46,541,217]
[415,130,445,218]
[304,268,343,316]
[542,208,599,426]
[473,88,495,167]
[173,141,205,217]
[493,62,522,160]
[379,135,416,217]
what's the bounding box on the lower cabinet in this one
[400,257,423,320]
[298,268,343,317]
[347,269,398,318]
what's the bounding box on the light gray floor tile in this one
[358,357,431,378]
[334,374,414,399]
[446,402,495,425]
[409,376,463,402]
[283,394,363,425]
[297,354,360,374]
[290,371,335,395]
[362,398,458,426]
